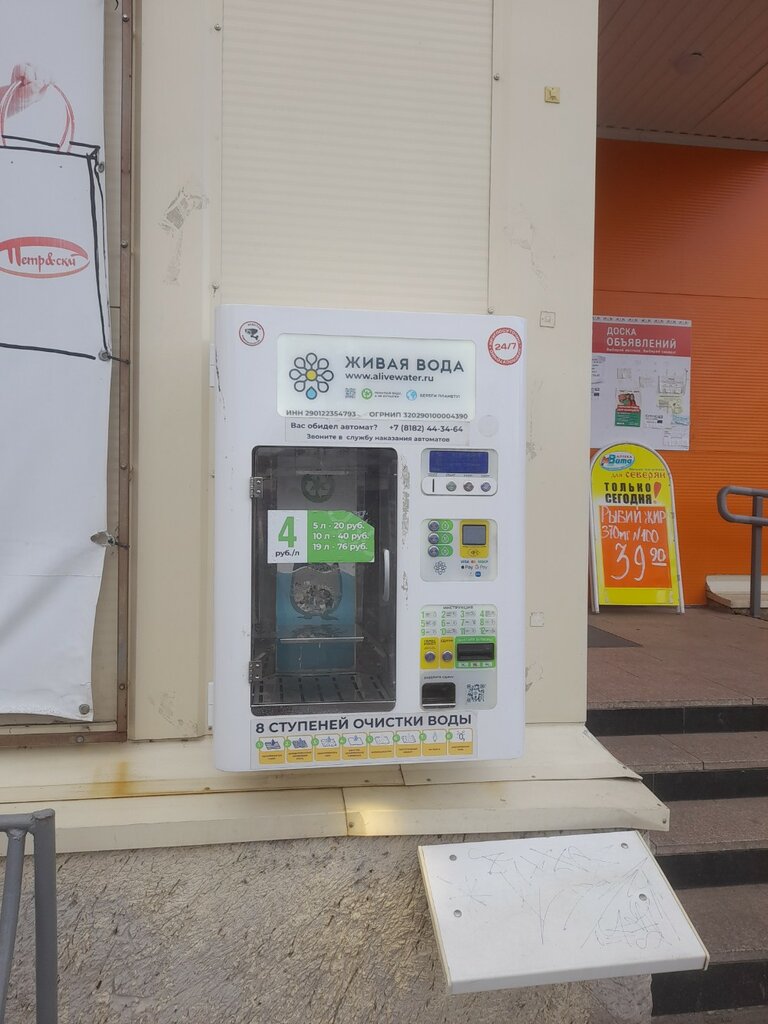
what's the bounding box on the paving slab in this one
[652,797,768,856]
[677,884,768,963]
[599,734,703,774]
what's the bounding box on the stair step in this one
[602,732,768,774]
[653,797,768,857]
[601,733,768,801]
[652,884,768,1015]
[680,884,768,964]
[653,1007,768,1024]
[657,849,768,889]
[588,704,768,736]
[651,769,768,802]
[652,962,768,1016]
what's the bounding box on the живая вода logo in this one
[289,353,333,400]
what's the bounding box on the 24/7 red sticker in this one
[488,327,522,365]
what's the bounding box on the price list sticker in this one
[267,510,375,563]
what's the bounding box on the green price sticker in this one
[308,511,375,564]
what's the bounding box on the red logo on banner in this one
[487,327,522,365]
[0,236,90,279]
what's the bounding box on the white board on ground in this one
[418,830,708,994]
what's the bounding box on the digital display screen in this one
[428,450,489,475]
[461,524,487,546]
[456,642,495,662]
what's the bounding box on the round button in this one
[463,482,474,492]
[481,482,492,492]
[428,546,439,557]
[441,650,453,662]
[428,533,440,544]
[446,481,457,492]
[428,520,440,532]
[475,571,481,577]
[424,651,436,663]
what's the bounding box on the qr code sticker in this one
[466,683,486,705]
[345,387,356,398]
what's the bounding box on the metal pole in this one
[751,495,764,619]
[31,811,57,1024]
[0,829,27,1024]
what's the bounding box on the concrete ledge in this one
[0,724,662,853]
[707,574,768,609]
[1,789,349,853]
[345,778,668,837]
[2,777,667,854]
[0,723,638,804]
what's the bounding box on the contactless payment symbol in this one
[487,327,522,366]
[239,321,265,346]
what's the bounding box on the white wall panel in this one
[221,0,492,312]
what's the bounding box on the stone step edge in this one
[652,999,768,1023]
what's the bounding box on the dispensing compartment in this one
[250,446,398,715]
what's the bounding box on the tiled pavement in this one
[589,606,768,708]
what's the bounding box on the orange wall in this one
[594,140,768,604]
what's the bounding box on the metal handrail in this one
[0,810,57,1024]
[717,486,768,618]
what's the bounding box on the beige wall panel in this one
[131,0,598,742]
[489,0,599,723]
[221,0,492,311]
[132,3,221,739]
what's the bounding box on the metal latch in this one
[249,476,263,499]
[248,660,263,685]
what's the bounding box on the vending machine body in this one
[213,306,525,771]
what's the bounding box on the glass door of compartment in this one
[251,446,397,715]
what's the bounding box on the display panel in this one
[428,450,490,475]
[461,524,487,546]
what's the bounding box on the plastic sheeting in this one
[0,0,111,719]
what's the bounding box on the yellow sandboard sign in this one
[590,444,684,611]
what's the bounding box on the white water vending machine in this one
[213,306,526,771]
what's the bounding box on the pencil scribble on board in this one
[440,842,683,951]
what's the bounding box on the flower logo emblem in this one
[289,353,333,400]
